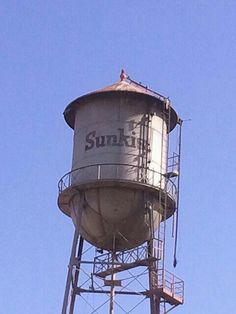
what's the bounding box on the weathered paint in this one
[59,80,178,251]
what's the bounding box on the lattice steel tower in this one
[58,71,184,314]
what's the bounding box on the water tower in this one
[58,71,184,314]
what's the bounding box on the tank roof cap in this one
[120,69,128,81]
[64,72,179,131]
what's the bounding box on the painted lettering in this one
[96,136,105,148]
[84,129,148,152]
[85,131,95,151]
[117,128,130,147]
[106,135,118,146]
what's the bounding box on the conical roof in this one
[64,73,178,131]
[89,79,165,99]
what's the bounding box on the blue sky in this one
[1,1,236,313]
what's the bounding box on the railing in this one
[157,269,184,302]
[94,239,163,275]
[58,163,177,201]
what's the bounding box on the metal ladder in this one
[156,100,172,314]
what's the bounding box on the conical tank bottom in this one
[69,186,162,251]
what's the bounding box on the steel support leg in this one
[61,230,84,314]
[148,239,160,314]
[69,236,84,314]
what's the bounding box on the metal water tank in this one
[58,74,178,251]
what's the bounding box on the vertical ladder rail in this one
[155,99,172,314]
[157,100,171,274]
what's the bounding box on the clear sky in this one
[1,1,236,313]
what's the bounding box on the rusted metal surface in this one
[63,77,178,131]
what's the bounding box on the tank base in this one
[58,180,176,251]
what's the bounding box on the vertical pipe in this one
[173,120,183,267]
